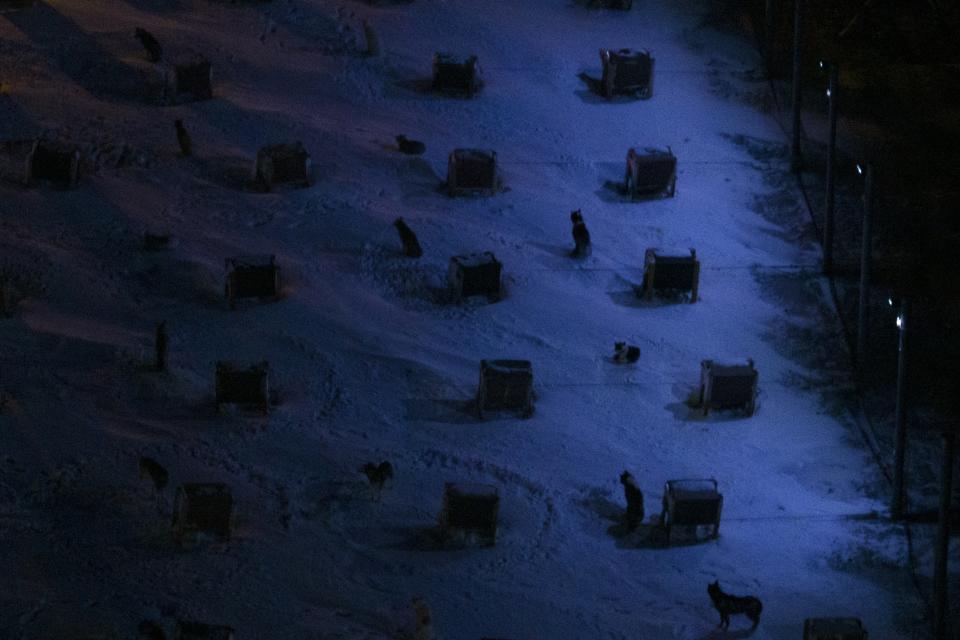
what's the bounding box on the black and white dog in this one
[613,341,640,363]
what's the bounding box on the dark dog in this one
[707,580,762,630]
[361,461,394,500]
[570,209,591,258]
[174,120,192,157]
[138,456,168,492]
[613,341,640,363]
[393,217,423,258]
[619,470,644,530]
[134,27,162,63]
[396,135,426,155]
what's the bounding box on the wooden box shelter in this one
[477,359,533,418]
[225,255,280,307]
[448,252,502,301]
[699,359,758,416]
[803,618,868,640]
[439,482,499,546]
[432,53,481,96]
[0,139,37,186]
[215,360,270,413]
[660,478,722,543]
[624,147,676,199]
[587,0,632,8]
[447,148,498,196]
[600,48,654,98]
[164,56,213,103]
[641,248,699,302]
[32,140,81,188]
[174,621,235,640]
[171,483,233,544]
[254,142,311,189]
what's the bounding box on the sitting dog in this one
[411,597,435,640]
[138,456,168,492]
[570,209,591,258]
[613,341,640,363]
[393,217,423,258]
[619,470,644,530]
[707,580,763,630]
[361,461,394,500]
[174,120,192,157]
[396,135,426,155]
[134,27,162,63]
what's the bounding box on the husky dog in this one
[134,27,162,63]
[174,120,192,157]
[619,470,644,530]
[393,217,423,258]
[137,620,166,640]
[361,461,394,500]
[138,456,168,492]
[707,580,762,630]
[613,342,640,363]
[396,134,426,155]
[570,209,591,258]
[411,597,435,640]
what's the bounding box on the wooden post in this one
[856,163,873,369]
[891,298,909,518]
[932,429,955,639]
[155,321,168,372]
[823,63,839,275]
[765,0,776,78]
[790,0,803,172]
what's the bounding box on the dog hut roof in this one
[225,255,275,268]
[665,478,719,499]
[805,618,866,633]
[451,251,499,268]
[445,482,499,497]
[704,359,756,376]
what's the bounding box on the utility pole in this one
[891,297,909,518]
[856,163,873,370]
[823,62,839,275]
[932,428,955,639]
[790,0,803,172]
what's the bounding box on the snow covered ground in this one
[0,0,952,638]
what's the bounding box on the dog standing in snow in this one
[707,580,763,630]
[411,597,435,640]
[613,342,640,363]
[174,120,192,157]
[569,209,591,258]
[396,135,426,155]
[619,470,644,531]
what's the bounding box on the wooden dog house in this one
[448,252,502,301]
[254,142,311,190]
[477,359,533,418]
[225,255,280,307]
[171,483,233,544]
[600,48,654,99]
[439,482,499,546]
[699,359,758,416]
[587,0,632,8]
[447,148,498,196]
[174,621,235,640]
[164,56,213,103]
[0,139,37,186]
[803,618,868,640]
[641,248,699,302]
[624,147,676,199]
[215,360,270,413]
[660,478,722,543]
[432,53,481,96]
[32,140,81,188]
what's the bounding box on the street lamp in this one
[890,295,909,519]
[855,162,873,370]
[822,60,839,276]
